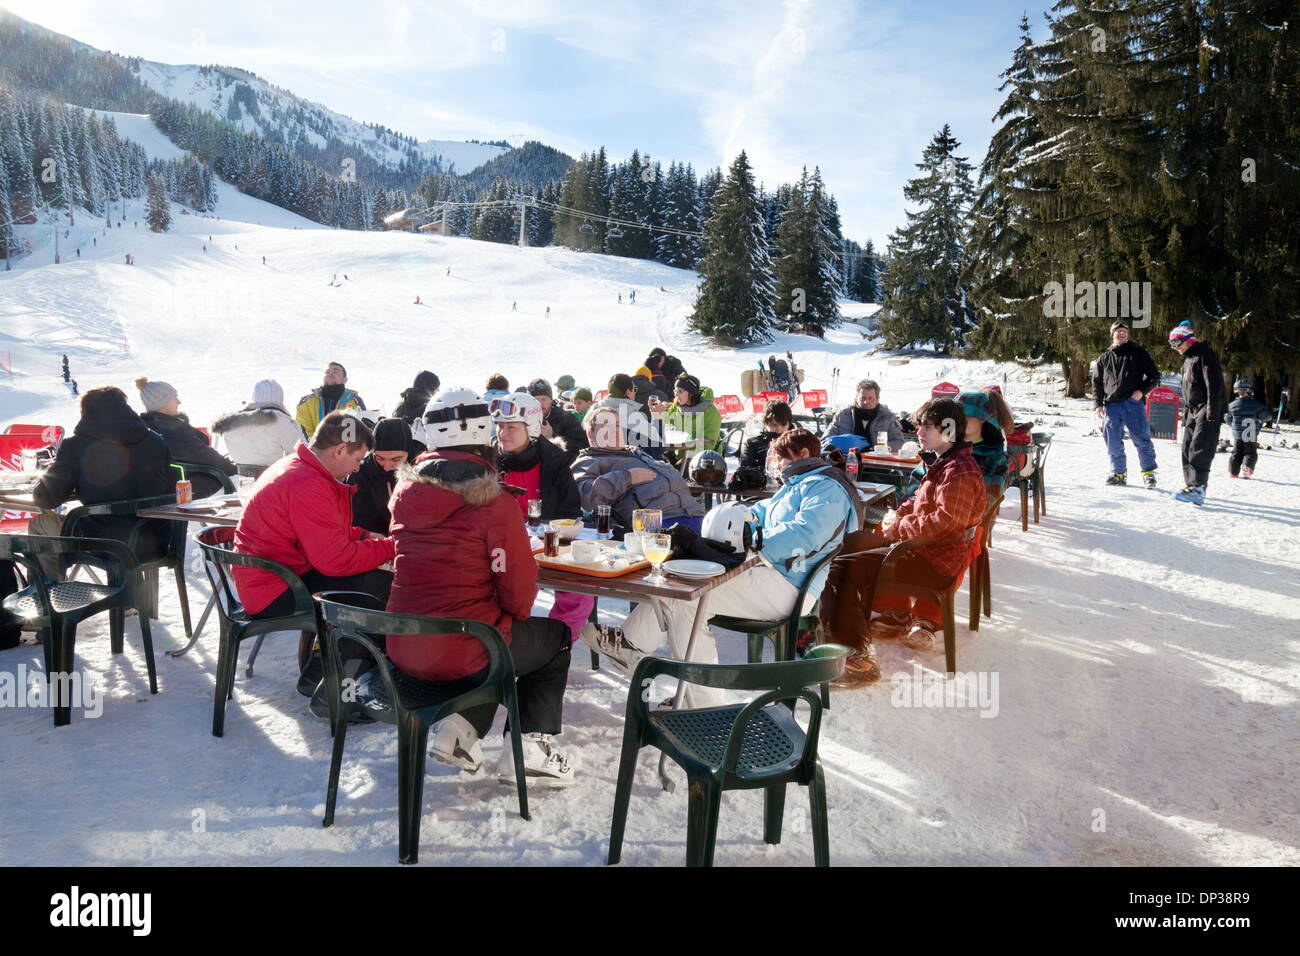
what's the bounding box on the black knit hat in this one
[373,418,414,453]
[413,370,440,394]
[527,378,553,399]
[675,373,701,403]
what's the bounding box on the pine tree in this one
[850,239,881,302]
[0,155,14,268]
[881,125,977,351]
[145,170,170,232]
[689,151,777,345]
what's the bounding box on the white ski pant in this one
[622,564,799,708]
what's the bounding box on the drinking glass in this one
[643,533,672,583]
[878,431,890,451]
[632,508,662,534]
[595,504,612,538]
[527,497,543,533]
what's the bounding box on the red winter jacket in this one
[386,450,538,681]
[894,444,986,578]
[233,443,395,614]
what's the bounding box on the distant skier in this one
[512,301,517,311]
[660,286,665,292]
[262,256,267,265]
[344,274,349,281]
[93,237,96,246]
[446,266,451,276]
[630,290,636,303]
[415,296,421,305]
[70,380,78,396]
[76,249,80,258]
[203,244,207,252]
[546,306,551,317]
[618,293,622,304]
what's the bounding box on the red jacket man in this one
[234,412,394,616]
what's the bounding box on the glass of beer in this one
[632,508,662,534]
[595,504,611,538]
[643,533,672,583]
[527,497,542,533]
[543,524,560,557]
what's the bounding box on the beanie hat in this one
[1110,319,1129,332]
[635,365,654,380]
[252,379,284,407]
[1168,321,1196,348]
[573,387,593,402]
[135,376,178,413]
[413,370,440,395]
[555,374,576,392]
[527,378,553,399]
[373,417,414,453]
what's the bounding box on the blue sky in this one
[8,0,1055,246]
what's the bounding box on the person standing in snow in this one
[295,361,366,438]
[1169,321,1225,505]
[1093,319,1161,487]
[1225,378,1269,479]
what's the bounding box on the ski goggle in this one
[488,396,531,420]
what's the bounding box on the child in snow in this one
[1225,379,1269,479]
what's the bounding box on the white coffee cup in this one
[571,539,602,563]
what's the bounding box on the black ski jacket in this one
[1180,341,1225,422]
[1093,341,1160,407]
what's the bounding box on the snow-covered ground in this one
[2,173,1298,866]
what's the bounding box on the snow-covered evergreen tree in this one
[689,151,777,345]
[145,170,170,232]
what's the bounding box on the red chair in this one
[3,424,64,444]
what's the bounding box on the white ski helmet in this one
[422,388,492,449]
[489,391,544,440]
[701,502,759,553]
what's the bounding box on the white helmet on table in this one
[701,502,759,553]
[422,388,492,449]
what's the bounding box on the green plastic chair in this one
[609,645,849,867]
[174,461,237,496]
[708,545,841,708]
[0,534,158,726]
[195,525,316,737]
[62,493,193,639]
[313,592,530,865]
[1030,432,1053,518]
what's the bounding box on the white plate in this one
[662,559,727,580]
[176,500,218,511]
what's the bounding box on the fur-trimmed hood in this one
[211,403,292,433]
[393,449,503,525]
